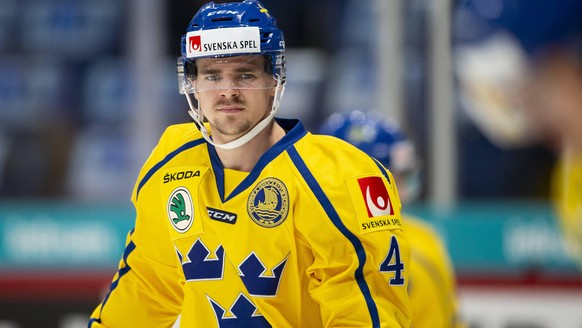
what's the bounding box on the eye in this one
[203,74,219,81]
[239,73,256,80]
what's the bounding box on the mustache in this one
[214,99,245,107]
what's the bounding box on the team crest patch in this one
[167,187,194,233]
[247,178,289,228]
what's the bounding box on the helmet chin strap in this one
[185,77,285,150]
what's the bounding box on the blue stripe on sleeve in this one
[89,231,137,327]
[286,146,381,328]
[372,158,391,184]
[136,138,205,200]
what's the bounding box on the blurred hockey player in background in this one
[320,110,465,327]
[454,0,582,269]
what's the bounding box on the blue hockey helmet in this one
[453,0,582,149]
[179,0,285,83]
[319,111,421,202]
[318,111,409,168]
[456,0,582,56]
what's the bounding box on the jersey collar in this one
[208,118,308,203]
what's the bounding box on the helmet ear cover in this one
[184,55,274,81]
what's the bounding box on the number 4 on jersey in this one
[380,236,405,285]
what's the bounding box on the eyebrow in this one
[198,67,220,75]
[234,66,260,73]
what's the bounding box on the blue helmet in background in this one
[179,0,286,83]
[456,0,582,56]
[319,111,421,202]
[319,111,406,168]
[453,0,582,149]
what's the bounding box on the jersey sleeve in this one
[89,131,185,327]
[292,144,412,327]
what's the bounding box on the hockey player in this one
[455,0,582,269]
[89,1,411,327]
[320,110,465,328]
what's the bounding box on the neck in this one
[215,120,285,172]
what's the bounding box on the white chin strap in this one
[185,77,285,150]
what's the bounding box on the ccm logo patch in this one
[207,207,237,225]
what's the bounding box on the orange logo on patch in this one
[357,177,393,217]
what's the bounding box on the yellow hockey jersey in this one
[89,118,411,327]
[405,216,465,328]
[553,152,582,269]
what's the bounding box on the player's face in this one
[193,55,277,142]
[521,53,582,151]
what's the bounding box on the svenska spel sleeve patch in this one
[346,175,402,234]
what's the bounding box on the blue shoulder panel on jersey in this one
[286,146,381,328]
[91,230,137,326]
[136,138,206,200]
[207,118,308,203]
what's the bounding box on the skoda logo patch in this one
[167,187,194,233]
[247,178,289,228]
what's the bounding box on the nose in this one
[219,85,240,98]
